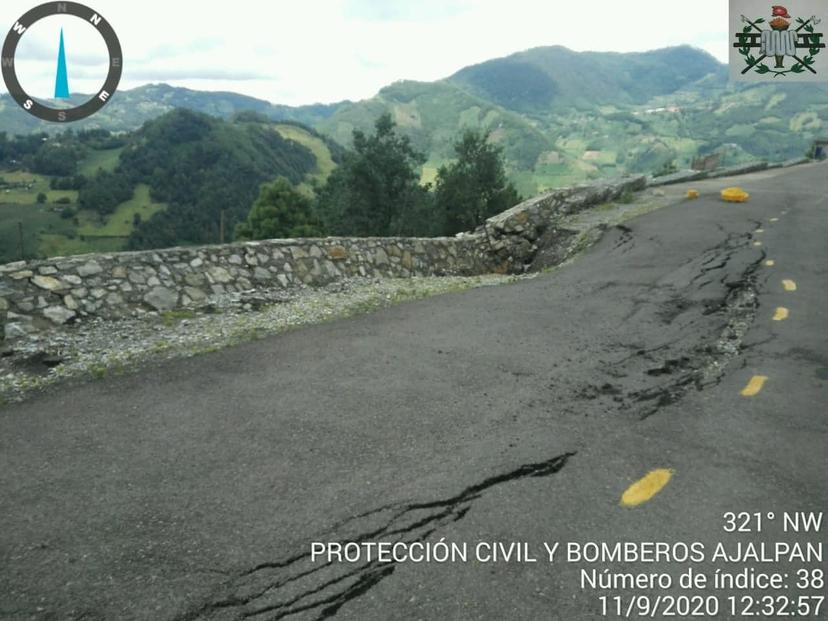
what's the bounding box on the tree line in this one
[236,113,521,241]
[1,111,521,248]
[0,129,127,177]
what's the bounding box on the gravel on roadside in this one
[0,274,527,405]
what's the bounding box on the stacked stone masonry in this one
[0,176,645,338]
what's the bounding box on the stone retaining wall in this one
[647,157,811,186]
[479,175,647,270]
[0,175,645,339]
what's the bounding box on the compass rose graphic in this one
[2,2,122,122]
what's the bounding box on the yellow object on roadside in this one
[721,187,750,203]
[687,189,700,199]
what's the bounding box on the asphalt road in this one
[1,163,826,621]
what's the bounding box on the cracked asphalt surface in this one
[1,163,826,620]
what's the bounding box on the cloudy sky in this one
[2,0,730,105]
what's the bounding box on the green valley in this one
[0,114,336,262]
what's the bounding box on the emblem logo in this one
[730,1,826,80]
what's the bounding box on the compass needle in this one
[54,28,70,99]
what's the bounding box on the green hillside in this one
[318,46,827,194]
[318,80,557,195]
[112,110,320,249]
[0,112,326,262]
[0,167,133,263]
[2,44,827,236]
[319,49,654,194]
[448,45,726,113]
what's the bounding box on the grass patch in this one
[0,202,75,263]
[89,364,108,380]
[78,184,165,238]
[0,165,163,262]
[590,151,618,166]
[78,147,123,176]
[420,162,441,185]
[0,170,76,204]
[272,124,336,186]
[161,309,197,326]
[38,233,123,258]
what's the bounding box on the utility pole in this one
[219,210,225,244]
[18,222,24,260]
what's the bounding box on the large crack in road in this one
[565,224,763,420]
[8,162,817,621]
[180,222,765,621]
[179,454,574,621]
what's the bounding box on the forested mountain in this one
[318,45,828,194]
[122,110,323,248]
[2,43,827,240]
[447,45,727,113]
[0,113,340,262]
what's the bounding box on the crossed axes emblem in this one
[736,14,824,74]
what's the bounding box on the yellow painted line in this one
[741,375,768,397]
[620,469,674,507]
[756,228,764,233]
[782,279,797,292]
[753,241,762,247]
[772,307,789,321]
[765,260,775,267]
[770,218,779,222]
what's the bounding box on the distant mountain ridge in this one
[2,44,826,196]
[447,45,727,113]
[0,45,725,135]
[320,44,827,193]
[0,83,349,134]
[316,45,740,192]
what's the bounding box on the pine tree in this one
[435,130,521,235]
[235,177,323,240]
[316,114,431,236]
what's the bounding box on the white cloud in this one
[1,0,730,105]
[342,0,474,22]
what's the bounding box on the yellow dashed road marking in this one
[782,279,797,291]
[753,241,762,247]
[765,260,775,267]
[772,307,789,321]
[770,218,779,222]
[741,375,768,397]
[756,228,764,233]
[620,469,674,507]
